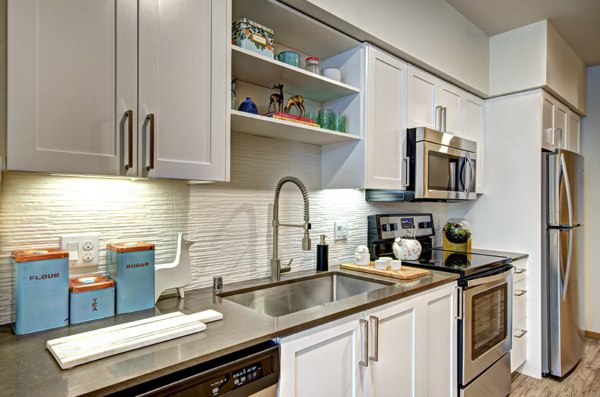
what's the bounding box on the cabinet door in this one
[462,94,485,193]
[555,103,569,150]
[7,0,137,175]
[365,47,408,189]
[139,0,229,181]
[365,298,420,397]
[407,66,437,130]
[421,284,457,397]
[279,314,363,397]
[567,112,581,153]
[438,82,462,135]
[542,93,556,150]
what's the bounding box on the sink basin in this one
[219,272,392,317]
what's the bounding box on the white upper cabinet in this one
[407,65,485,192]
[139,0,229,180]
[365,46,408,189]
[438,82,462,135]
[7,0,137,175]
[567,111,581,153]
[7,0,229,181]
[407,65,472,137]
[407,67,437,130]
[461,94,485,193]
[541,91,580,153]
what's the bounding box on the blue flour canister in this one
[12,249,69,335]
[107,242,155,314]
[69,275,115,324]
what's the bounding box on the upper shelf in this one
[230,110,360,145]
[232,0,360,59]
[232,45,360,102]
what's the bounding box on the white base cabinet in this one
[278,283,457,397]
[511,258,529,373]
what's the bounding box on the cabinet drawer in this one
[513,278,527,323]
[511,323,528,372]
[512,259,527,283]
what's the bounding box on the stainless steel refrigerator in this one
[542,148,585,377]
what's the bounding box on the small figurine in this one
[268,83,284,113]
[284,95,305,117]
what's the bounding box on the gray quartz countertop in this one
[0,266,458,397]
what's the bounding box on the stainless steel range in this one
[367,214,513,397]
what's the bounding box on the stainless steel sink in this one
[219,272,392,317]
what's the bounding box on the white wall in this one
[489,20,587,114]
[283,0,489,96]
[581,65,600,333]
[0,132,447,325]
[489,21,547,97]
[448,90,543,378]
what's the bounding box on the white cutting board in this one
[47,310,223,369]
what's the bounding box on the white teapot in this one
[354,245,371,266]
[393,237,422,260]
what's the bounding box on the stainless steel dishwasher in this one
[109,341,279,397]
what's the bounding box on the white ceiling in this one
[445,0,600,66]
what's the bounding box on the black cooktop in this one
[403,248,512,278]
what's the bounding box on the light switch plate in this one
[334,222,348,241]
[60,233,100,267]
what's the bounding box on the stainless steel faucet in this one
[271,176,311,282]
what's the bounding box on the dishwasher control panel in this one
[107,341,279,397]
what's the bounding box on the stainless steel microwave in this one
[365,127,477,202]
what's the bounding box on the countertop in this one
[460,248,529,262]
[0,265,458,397]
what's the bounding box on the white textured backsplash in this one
[0,132,446,324]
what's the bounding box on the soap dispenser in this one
[316,234,329,271]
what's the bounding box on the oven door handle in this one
[455,286,463,320]
[466,268,511,288]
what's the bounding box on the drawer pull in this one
[514,289,527,297]
[514,268,527,275]
[359,319,368,367]
[514,329,528,339]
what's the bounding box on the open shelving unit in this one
[231,0,364,144]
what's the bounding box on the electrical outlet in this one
[60,233,100,267]
[334,222,348,241]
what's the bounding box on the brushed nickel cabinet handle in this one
[146,113,155,171]
[359,318,369,367]
[514,289,527,297]
[369,315,379,362]
[125,110,133,170]
[514,329,528,339]
[514,268,527,275]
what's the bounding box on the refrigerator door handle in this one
[560,153,574,227]
[562,228,574,302]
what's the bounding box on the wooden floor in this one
[510,338,600,396]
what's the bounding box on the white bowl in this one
[322,67,342,82]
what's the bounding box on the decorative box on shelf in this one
[232,18,275,59]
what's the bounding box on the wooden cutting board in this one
[341,262,430,280]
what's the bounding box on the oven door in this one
[461,270,512,385]
[416,140,476,200]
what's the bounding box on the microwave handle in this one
[466,157,475,195]
[401,157,410,188]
